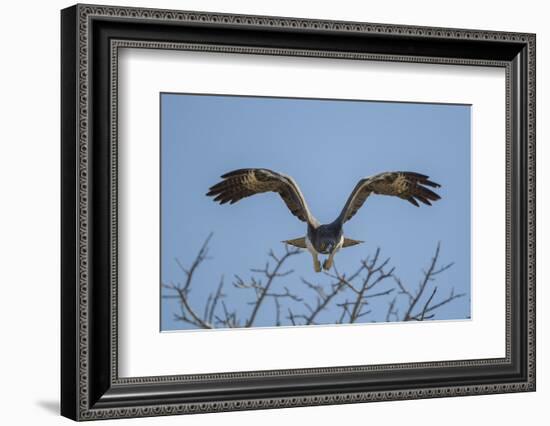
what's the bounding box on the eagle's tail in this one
[342,237,364,248]
[282,237,364,249]
[282,237,307,249]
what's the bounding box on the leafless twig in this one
[164,236,465,329]
[161,234,215,329]
[391,242,465,321]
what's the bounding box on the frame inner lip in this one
[110,39,512,384]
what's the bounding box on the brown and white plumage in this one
[206,168,318,226]
[207,168,441,272]
[337,171,441,223]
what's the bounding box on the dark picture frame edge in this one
[61,3,535,421]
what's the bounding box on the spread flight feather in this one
[206,168,441,272]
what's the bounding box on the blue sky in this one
[160,93,471,331]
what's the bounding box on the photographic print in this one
[61,6,535,418]
[161,93,471,331]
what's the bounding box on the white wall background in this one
[0,0,546,424]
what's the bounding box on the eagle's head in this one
[319,240,335,254]
[313,224,342,254]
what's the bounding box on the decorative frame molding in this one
[61,3,535,421]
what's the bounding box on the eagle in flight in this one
[207,169,441,273]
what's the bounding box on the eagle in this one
[207,168,441,272]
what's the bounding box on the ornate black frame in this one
[61,3,536,421]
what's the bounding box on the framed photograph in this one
[61,4,536,421]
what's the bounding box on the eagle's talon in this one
[323,258,333,271]
[313,259,322,273]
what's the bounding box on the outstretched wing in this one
[206,168,318,226]
[337,171,441,224]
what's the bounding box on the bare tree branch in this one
[386,296,399,322]
[299,276,349,325]
[164,236,466,329]
[208,277,225,324]
[287,308,297,326]
[395,242,465,322]
[325,249,395,324]
[161,234,215,329]
[244,245,301,327]
[163,281,212,329]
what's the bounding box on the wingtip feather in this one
[220,168,251,179]
[407,196,420,207]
